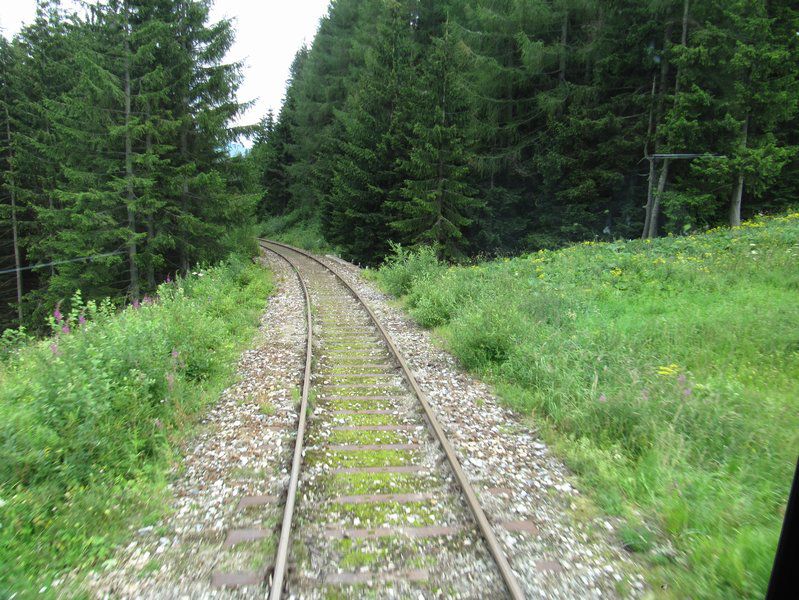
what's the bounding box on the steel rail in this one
[260,239,525,600]
[259,242,313,600]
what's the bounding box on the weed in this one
[376,212,799,598]
[0,258,272,594]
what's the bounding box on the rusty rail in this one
[259,242,313,600]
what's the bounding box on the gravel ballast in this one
[80,252,305,599]
[75,248,646,599]
[318,254,648,599]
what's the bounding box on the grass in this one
[0,256,272,596]
[374,212,799,599]
[259,209,335,254]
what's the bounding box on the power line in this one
[0,250,125,276]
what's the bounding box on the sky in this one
[0,0,330,132]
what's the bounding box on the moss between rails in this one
[375,212,799,599]
[0,257,273,596]
[305,449,418,469]
[321,472,439,496]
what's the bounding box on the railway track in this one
[225,240,526,598]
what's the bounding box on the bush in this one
[376,244,444,298]
[376,212,799,598]
[0,257,272,594]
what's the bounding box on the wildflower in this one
[53,308,63,322]
[50,343,60,355]
[61,324,70,335]
[677,373,687,386]
[657,364,680,376]
[143,295,154,305]
[132,299,141,309]
[683,387,693,397]
[166,274,171,283]
[171,349,179,359]
[598,393,607,403]
[78,314,87,326]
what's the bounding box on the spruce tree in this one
[326,0,416,263]
[390,22,481,259]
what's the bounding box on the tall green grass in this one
[0,257,272,595]
[376,213,799,598]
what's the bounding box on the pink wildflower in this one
[165,274,171,283]
[78,314,87,326]
[132,299,141,309]
[50,343,59,355]
[598,393,607,403]
[61,324,70,335]
[171,349,179,359]
[53,308,63,322]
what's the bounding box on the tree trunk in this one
[559,10,568,85]
[642,74,658,238]
[5,105,23,324]
[729,115,749,227]
[675,0,689,95]
[643,156,656,238]
[124,26,139,301]
[144,97,156,288]
[180,123,190,274]
[648,158,670,239]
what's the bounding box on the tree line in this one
[251,0,799,265]
[0,0,255,332]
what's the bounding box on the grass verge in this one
[0,256,272,596]
[374,212,799,598]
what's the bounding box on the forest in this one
[0,0,256,333]
[252,0,799,264]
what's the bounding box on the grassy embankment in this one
[375,213,799,598]
[0,257,272,596]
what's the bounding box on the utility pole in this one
[4,103,23,324]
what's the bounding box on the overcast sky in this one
[0,1,330,132]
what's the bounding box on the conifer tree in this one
[325,0,416,263]
[390,22,481,259]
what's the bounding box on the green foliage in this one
[0,0,254,332]
[259,210,333,255]
[374,243,443,298]
[376,212,799,598]
[0,258,272,595]
[248,0,799,265]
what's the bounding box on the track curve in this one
[259,239,524,599]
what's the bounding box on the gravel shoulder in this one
[320,255,648,598]
[75,253,305,599]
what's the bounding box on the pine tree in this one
[390,22,481,259]
[325,0,417,263]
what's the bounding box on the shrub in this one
[376,243,443,298]
[0,258,271,594]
